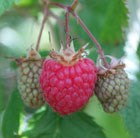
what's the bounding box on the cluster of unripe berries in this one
[17,42,129,115]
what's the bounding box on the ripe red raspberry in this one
[39,43,97,115]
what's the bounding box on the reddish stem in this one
[35,4,48,51]
[51,2,66,10]
[70,10,109,68]
[50,1,109,68]
[65,11,71,48]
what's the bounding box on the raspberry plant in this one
[0,0,140,138]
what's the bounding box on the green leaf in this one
[23,107,106,138]
[2,88,23,138]
[100,0,128,44]
[84,96,132,138]
[121,79,140,138]
[0,0,17,15]
[15,0,36,7]
[69,0,128,46]
[101,43,125,58]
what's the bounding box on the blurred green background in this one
[0,0,140,138]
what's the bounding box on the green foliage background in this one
[0,0,140,138]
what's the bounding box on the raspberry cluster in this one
[14,1,130,115]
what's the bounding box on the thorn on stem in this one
[71,0,79,11]
[48,31,54,50]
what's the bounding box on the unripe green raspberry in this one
[17,49,45,108]
[95,56,130,113]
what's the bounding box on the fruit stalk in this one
[70,10,109,68]
[35,1,49,51]
[50,1,109,68]
[65,11,71,48]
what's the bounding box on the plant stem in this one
[35,3,48,51]
[50,1,109,68]
[51,2,66,10]
[65,11,71,48]
[70,10,109,68]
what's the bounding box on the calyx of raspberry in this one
[49,42,88,66]
[26,48,41,60]
[15,48,42,66]
[96,55,125,75]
